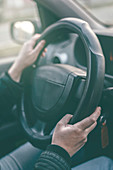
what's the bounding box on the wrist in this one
[8,63,23,82]
[52,142,72,157]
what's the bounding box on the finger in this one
[44,48,47,52]
[90,107,101,121]
[59,114,73,126]
[86,121,97,134]
[41,49,47,57]
[75,107,101,130]
[30,34,41,46]
[41,52,45,57]
[32,40,46,57]
[75,117,95,130]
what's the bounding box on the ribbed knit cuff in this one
[1,72,23,100]
[46,144,71,165]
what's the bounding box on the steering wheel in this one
[19,18,105,149]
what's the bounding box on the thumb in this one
[59,114,73,126]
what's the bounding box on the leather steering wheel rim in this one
[19,18,105,149]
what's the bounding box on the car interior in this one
[0,0,113,169]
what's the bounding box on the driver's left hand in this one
[8,34,47,82]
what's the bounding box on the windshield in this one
[73,0,113,26]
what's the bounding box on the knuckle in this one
[74,127,82,134]
[81,133,87,140]
[89,117,95,123]
[78,128,82,133]
[57,121,63,127]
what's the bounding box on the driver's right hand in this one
[52,107,101,157]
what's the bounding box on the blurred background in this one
[0,0,113,58]
[0,0,38,58]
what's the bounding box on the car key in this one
[100,116,109,149]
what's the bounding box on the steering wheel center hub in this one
[29,64,86,121]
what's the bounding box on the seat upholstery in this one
[0,142,113,170]
[0,142,42,170]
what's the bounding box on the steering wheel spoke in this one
[32,119,53,136]
[75,76,86,100]
[32,120,47,135]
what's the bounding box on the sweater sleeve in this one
[34,145,71,170]
[0,72,23,117]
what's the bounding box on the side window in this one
[0,0,40,59]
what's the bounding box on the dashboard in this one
[97,34,113,76]
[74,32,113,77]
[39,30,113,79]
